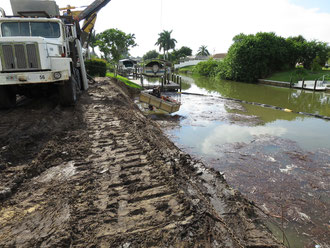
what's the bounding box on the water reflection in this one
[201,125,287,155]
[174,95,330,151]
[180,75,330,117]
[161,74,330,246]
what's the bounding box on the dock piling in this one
[289,77,292,88]
[301,78,304,89]
[161,76,164,92]
[313,79,317,91]
[140,75,144,87]
[179,76,182,92]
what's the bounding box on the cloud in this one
[1,0,329,56]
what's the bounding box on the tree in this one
[197,45,210,56]
[303,40,329,69]
[177,46,192,57]
[155,30,177,60]
[170,46,193,63]
[311,56,322,72]
[143,50,159,61]
[219,32,291,82]
[286,36,330,69]
[96,28,137,63]
[232,33,251,43]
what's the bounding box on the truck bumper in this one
[0,70,70,86]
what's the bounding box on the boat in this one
[143,59,171,77]
[139,92,180,113]
[118,58,137,75]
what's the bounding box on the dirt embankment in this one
[0,78,283,247]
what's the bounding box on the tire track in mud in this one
[0,80,283,247]
[69,92,196,247]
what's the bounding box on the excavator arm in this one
[77,0,111,22]
[76,0,111,48]
[80,13,98,48]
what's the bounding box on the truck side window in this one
[49,23,60,38]
[2,22,20,36]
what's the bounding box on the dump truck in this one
[0,0,111,108]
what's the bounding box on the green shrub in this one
[218,32,293,82]
[311,56,322,72]
[85,59,107,77]
[193,59,221,77]
[293,67,308,77]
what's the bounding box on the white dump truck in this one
[0,0,110,108]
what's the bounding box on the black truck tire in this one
[0,86,16,109]
[59,77,77,106]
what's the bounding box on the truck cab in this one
[0,0,111,108]
[0,18,71,85]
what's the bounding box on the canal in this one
[157,75,330,247]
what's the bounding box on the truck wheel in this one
[59,77,77,106]
[0,86,16,109]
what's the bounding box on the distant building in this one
[212,53,227,60]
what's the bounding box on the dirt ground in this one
[0,78,283,247]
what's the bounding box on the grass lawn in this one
[178,65,195,73]
[266,69,330,83]
[106,72,143,90]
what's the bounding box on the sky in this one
[1,0,330,57]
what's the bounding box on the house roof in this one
[212,53,227,59]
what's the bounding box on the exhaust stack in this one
[0,7,6,17]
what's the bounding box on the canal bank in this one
[153,75,330,247]
[0,78,282,247]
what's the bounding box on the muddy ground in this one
[0,78,282,247]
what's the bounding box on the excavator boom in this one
[77,0,111,22]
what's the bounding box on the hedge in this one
[85,59,107,77]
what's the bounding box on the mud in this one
[0,78,282,247]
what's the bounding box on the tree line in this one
[87,29,329,83]
[89,28,211,65]
[194,32,330,82]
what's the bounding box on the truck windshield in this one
[1,22,60,38]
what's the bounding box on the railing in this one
[160,73,182,92]
[174,60,205,69]
[117,67,142,80]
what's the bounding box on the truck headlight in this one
[53,72,62,79]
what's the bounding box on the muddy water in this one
[160,75,330,247]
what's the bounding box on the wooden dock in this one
[131,73,182,92]
[131,79,180,91]
[258,79,291,88]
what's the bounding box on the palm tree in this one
[197,45,210,56]
[155,30,177,60]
